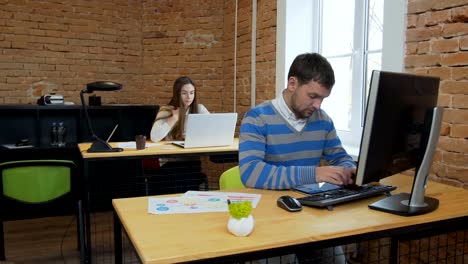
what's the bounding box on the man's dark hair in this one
[287,53,335,89]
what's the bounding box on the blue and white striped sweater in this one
[239,101,356,190]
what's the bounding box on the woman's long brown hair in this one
[168,76,200,140]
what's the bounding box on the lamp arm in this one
[80,90,96,138]
[79,84,123,153]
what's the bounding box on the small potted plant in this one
[227,200,254,237]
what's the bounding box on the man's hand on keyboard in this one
[315,166,356,186]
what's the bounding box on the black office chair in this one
[0,160,84,261]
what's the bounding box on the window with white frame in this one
[276,0,405,158]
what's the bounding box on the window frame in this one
[276,0,406,158]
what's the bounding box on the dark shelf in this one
[0,104,159,226]
[0,104,159,149]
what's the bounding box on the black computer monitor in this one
[355,70,443,216]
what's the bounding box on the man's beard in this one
[292,106,315,119]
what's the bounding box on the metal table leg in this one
[114,210,123,264]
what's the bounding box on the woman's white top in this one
[150,104,209,142]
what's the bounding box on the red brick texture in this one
[407,0,468,188]
[0,0,144,105]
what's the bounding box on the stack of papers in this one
[147,191,261,215]
[117,142,160,149]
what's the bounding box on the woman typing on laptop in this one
[146,76,209,194]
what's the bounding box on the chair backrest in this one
[1,160,75,204]
[219,166,245,190]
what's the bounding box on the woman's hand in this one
[165,107,179,127]
[155,105,174,120]
[315,166,355,185]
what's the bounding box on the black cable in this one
[60,215,76,264]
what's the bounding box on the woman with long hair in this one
[151,76,209,142]
[147,76,209,194]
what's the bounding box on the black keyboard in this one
[297,184,396,209]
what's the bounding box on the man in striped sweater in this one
[239,53,356,190]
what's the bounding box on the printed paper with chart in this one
[147,191,261,214]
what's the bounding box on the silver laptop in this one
[172,113,237,148]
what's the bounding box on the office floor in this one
[3,215,81,263]
[3,212,141,264]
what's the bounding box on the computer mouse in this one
[277,195,302,212]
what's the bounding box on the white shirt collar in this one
[272,89,307,131]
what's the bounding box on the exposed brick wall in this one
[226,0,277,117]
[0,0,276,115]
[0,0,143,105]
[0,0,229,108]
[222,0,237,115]
[406,0,468,188]
[232,0,254,116]
[141,0,226,109]
[204,0,276,189]
[255,0,277,104]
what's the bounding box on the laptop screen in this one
[173,113,237,148]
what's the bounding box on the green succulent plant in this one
[228,200,253,219]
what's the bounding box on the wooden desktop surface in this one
[112,174,468,264]
[78,138,239,159]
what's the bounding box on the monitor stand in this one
[368,192,439,216]
[369,107,443,216]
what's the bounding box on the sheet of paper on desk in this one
[147,191,262,215]
[183,191,261,208]
[147,196,227,214]
[117,142,160,149]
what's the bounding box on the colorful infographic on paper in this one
[147,191,261,214]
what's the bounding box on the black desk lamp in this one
[80,81,124,153]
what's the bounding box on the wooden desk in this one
[78,138,239,159]
[79,139,239,263]
[112,174,468,264]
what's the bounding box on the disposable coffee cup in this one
[135,135,146,150]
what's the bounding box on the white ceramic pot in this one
[227,214,255,237]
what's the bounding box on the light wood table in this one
[78,139,239,263]
[78,138,239,159]
[112,174,468,264]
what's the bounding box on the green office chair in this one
[219,166,245,190]
[0,160,81,261]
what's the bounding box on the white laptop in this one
[172,113,238,148]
